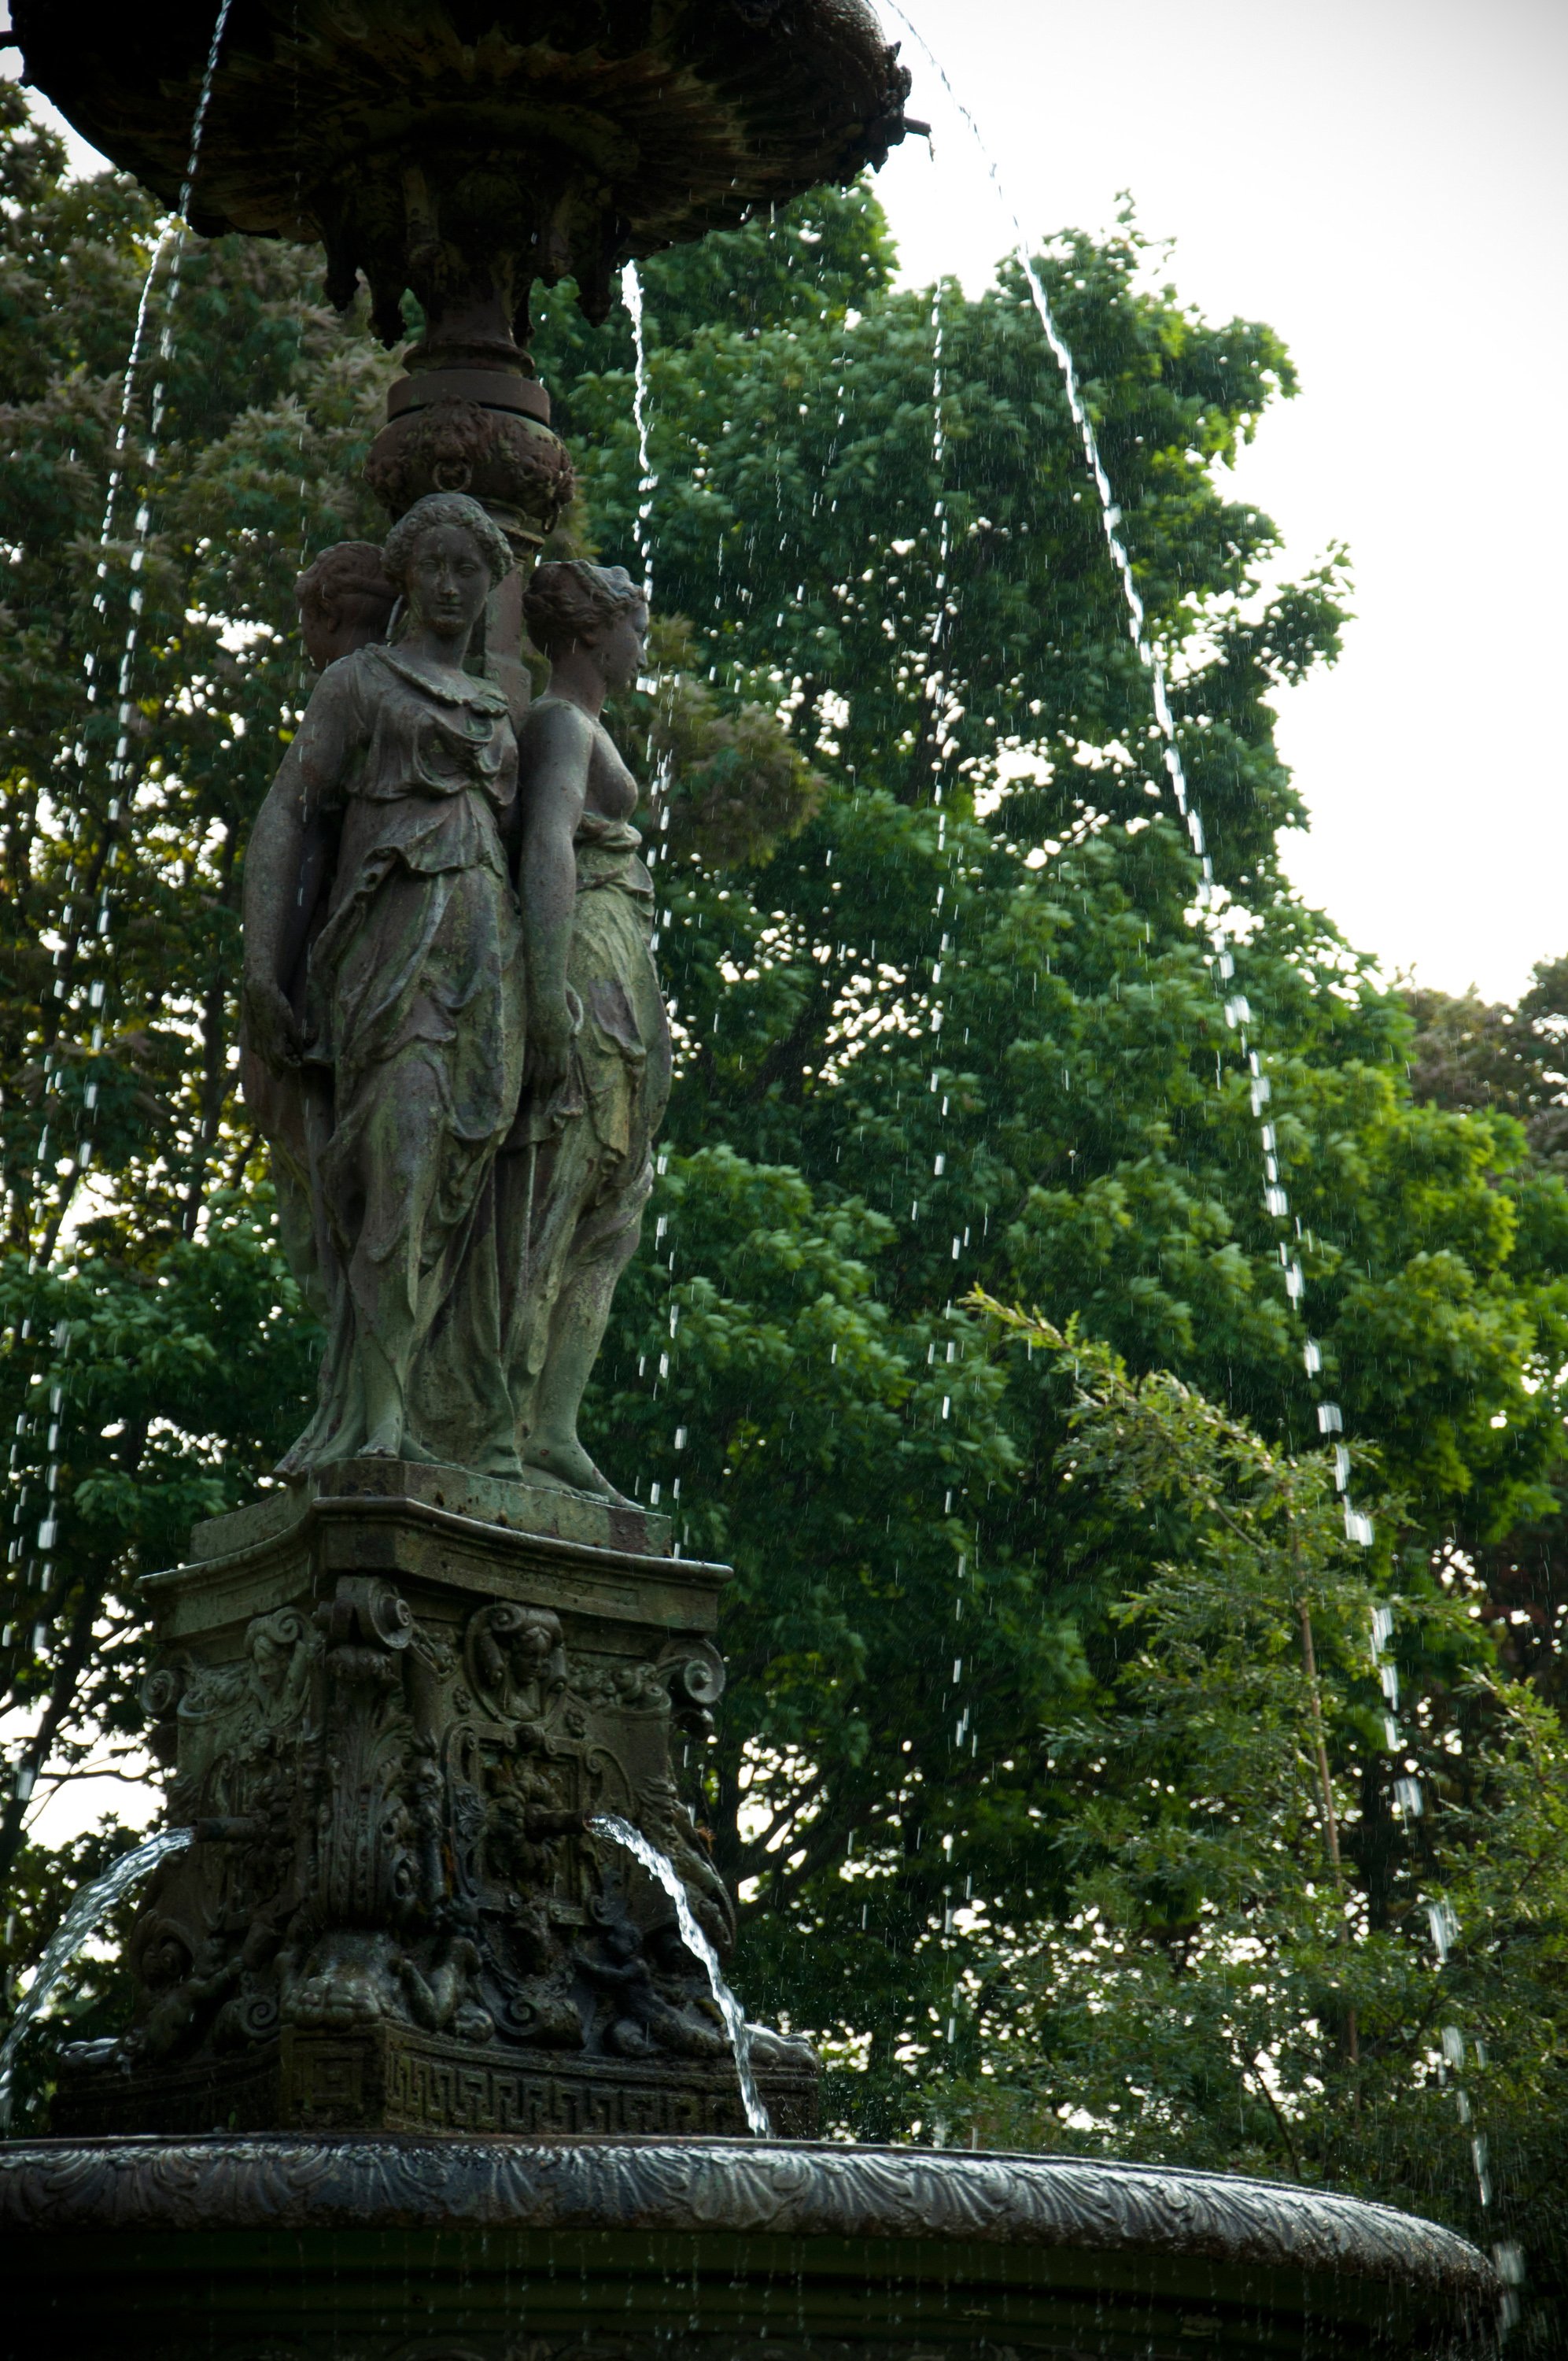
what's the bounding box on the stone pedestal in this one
[56,1465,816,2141]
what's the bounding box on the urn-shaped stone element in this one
[15,0,915,345]
[363,382,577,547]
[56,1465,817,2141]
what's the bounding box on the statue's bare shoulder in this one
[519,692,596,757]
[518,694,600,826]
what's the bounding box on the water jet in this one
[2,6,1501,2352]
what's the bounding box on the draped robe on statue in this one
[244,659,671,1483]
[246,641,527,1475]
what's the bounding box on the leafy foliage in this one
[932,1306,1568,2344]
[1408,963,1568,1166]
[529,194,1568,2198]
[0,79,386,1886]
[1,99,1566,2333]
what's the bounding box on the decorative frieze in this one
[57,1466,814,2141]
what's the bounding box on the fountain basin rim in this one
[0,2130,1496,2302]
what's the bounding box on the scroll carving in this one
[62,1569,773,2126]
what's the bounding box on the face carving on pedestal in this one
[465,1605,566,1728]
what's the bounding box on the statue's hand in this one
[242,971,303,1075]
[526,995,578,1102]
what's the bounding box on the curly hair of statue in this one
[381,491,515,591]
[524,559,645,655]
[294,540,394,621]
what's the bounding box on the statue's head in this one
[523,560,648,693]
[382,492,515,648]
[295,540,397,671]
[511,1609,562,1672]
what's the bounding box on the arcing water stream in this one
[620,262,657,608]
[5,0,237,1769]
[876,0,1374,1544]
[614,0,1501,2264]
[0,1820,766,2144]
[0,1824,191,2134]
[880,0,1504,2266]
[590,1813,771,2137]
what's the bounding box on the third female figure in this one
[508,562,671,1500]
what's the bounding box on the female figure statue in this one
[241,491,526,1475]
[293,538,397,673]
[509,561,671,1498]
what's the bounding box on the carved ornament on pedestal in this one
[363,387,577,548]
[57,1465,815,2141]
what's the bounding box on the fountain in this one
[0,4,1500,2353]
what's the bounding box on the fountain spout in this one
[0,1826,192,2134]
[591,1812,771,2139]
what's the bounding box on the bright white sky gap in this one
[876,0,1568,1003]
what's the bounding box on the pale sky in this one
[873,0,1568,1002]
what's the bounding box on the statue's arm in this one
[518,700,591,1097]
[241,672,354,1073]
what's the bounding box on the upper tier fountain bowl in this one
[13,0,914,335]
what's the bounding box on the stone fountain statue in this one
[510,560,674,1496]
[242,493,531,1480]
[242,505,665,1501]
[0,4,1502,2356]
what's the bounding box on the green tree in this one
[2,102,1566,2331]
[0,82,388,1880]
[524,187,1568,2144]
[1405,963,1568,1746]
[1408,964,1568,1163]
[932,1305,1568,2346]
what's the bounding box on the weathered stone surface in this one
[187,1457,673,1568]
[242,522,663,1504]
[56,1478,791,2144]
[504,562,672,1502]
[363,391,577,547]
[0,2134,1500,2359]
[16,0,914,340]
[149,1463,715,1645]
[53,2023,817,2142]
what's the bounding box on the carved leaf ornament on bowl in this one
[0,2132,1499,2309]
